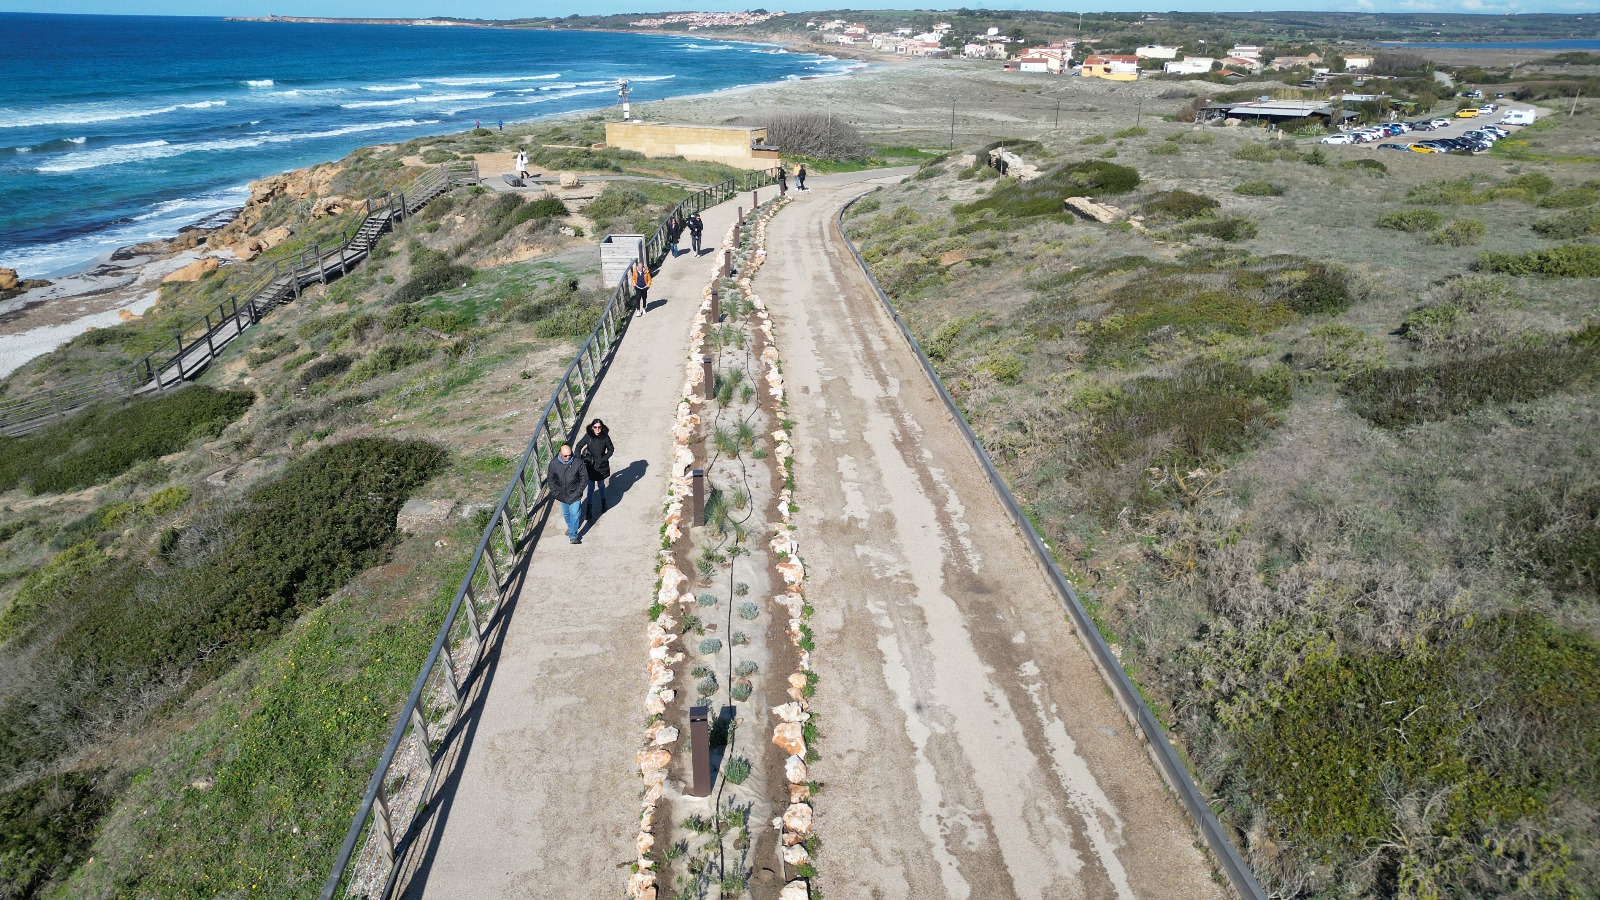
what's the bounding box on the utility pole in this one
[1136,98,1143,127]
[950,103,956,149]
[1055,98,1061,128]
[618,79,632,121]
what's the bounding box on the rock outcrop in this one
[0,267,19,291]
[161,257,221,283]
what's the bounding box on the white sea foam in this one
[244,79,275,87]
[340,92,494,110]
[0,99,226,129]
[363,83,423,92]
[422,73,560,86]
[34,121,432,173]
[0,184,252,281]
[67,136,87,144]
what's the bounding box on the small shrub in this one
[1285,266,1353,315]
[1531,206,1600,239]
[1504,477,1600,598]
[735,660,759,677]
[1406,176,1492,205]
[698,638,723,655]
[347,343,435,380]
[1429,218,1487,247]
[1538,185,1600,209]
[297,352,353,385]
[1377,209,1444,233]
[1234,180,1285,197]
[1144,190,1219,222]
[1112,126,1148,139]
[1343,341,1600,427]
[391,248,474,305]
[1185,216,1258,242]
[1337,158,1387,175]
[1080,133,1108,145]
[738,602,759,620]
[696,592,719,607]
[1147,142,1181,156]
[0,386,253,494]
[723,757,752,784]
[1474,245,1600,277]
[696,677,718,697]
[730,681,753,701]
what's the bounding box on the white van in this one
[1500,109,1536,126]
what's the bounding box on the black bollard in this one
[690,706,712,797]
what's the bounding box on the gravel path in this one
[762,171,1227,900]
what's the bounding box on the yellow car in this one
[1455,108,1480,118]
[1410,144,1441,152]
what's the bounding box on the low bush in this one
[1342,340,1600,428]
[1233,142,1302,163]
[0,386,253,494]
[1184,216,1258,242]
[1531,206,1600,239]
[1474,245,1600,277]
[1504,477,1600,598]
[952,159,1137,220]
[347,342,436,381]
[1147,142,1181,156]
[1429,218,1487,246]
[1234,180,1285,197]
[1337,158,1387,175]
[391,247,474,305]
[1143,190,1219,222]
[0,770,109,898]
[1538,184,1600,209]
[1377,209,1444,232]
[1112,126,1148,139]
[1284,265,1354,314]
[296,352,353,385]
[496,275,603,338]
[1406,176,1493,205]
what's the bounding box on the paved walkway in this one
[762,174,1226,899]
[392,191,751,899]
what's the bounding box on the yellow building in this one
[1080,54,1141,81]
[604,121,780,170]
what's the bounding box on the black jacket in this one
[547,453,589,503]
[576,426,615,481]
[687,215,704,237]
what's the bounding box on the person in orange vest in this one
[631,262,652,317]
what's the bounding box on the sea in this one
[0,13,855,279]
[1379,39,1600,50]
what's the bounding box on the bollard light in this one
[692,468,705,524]
[690,706,712,797]
[702,356,715,403]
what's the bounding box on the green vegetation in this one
[1531,205,1600,239]
[1234,179,1285,197]
[1143,190,1219,222]
[0,386,253,494]
[952,158,1139,221]
[1475,244,1600,277]
[1343,339,1600,428]
[1377,208,1444,232]
[1428,217,1487,246]
[0,771,109,898]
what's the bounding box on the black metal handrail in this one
[836,192,1267,900]
[320,166,779,900]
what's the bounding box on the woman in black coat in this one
[576,418,615,514]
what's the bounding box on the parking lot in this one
[1319,100,1538,154]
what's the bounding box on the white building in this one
[1228,45,1264,60]
[1136,45,1180,60]
[1344,55,1374,70]
[1164,57,1215,75]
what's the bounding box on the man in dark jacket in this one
[687,213,704,254]
[547,443,589,544]
[576,418,615,517]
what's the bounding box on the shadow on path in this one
[581,459,648,534]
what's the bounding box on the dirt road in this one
[763,172,1226,899]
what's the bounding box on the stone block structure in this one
[605,122,780,170]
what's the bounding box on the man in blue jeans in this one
[547,443,590,544]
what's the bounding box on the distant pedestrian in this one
[776,165,787,194]
[667,213,684,257]
[576,419,615,516]
[687,212,704,254]
[796,164,807,192]
[547,443,589,544]
[631,262,651,317]
[516,149,529,180]
[497,120,504,131]
[475,120,481,130]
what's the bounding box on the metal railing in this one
[0,163,467,437]
[836,194,1267,900]
[321,165,779,900]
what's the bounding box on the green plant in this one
[1474,245,1600,277]
[1234,180,1285,196]
[696,676,718,697]
[1531,206,1600,239]
[697,592,719,607]
[1184,216,1258,242]
[0,386,253,495]
[1342,341,1600,428]
[698,638,723,655]
[723,757,752,784]
[730,681,753,701]
[1112,126,1148,139]
[1337,158,1386,175]
[0,770,109,897]
[735,660,758,677]
[1144,190,1219,222]
[738,602,759,620]
[1377,209,1445,232]
[730,631,749,646]
[1429,218,1487,247]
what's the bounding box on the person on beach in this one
[667,214,684,257]
[631,262,652,317]
[516,149,529,180]
[576,418,615,516]
[688,213,704,254]
[796,164,807,192]
[497,120,504,131]
[776,165,787,194]
[547,443,590,544]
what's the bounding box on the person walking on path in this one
[687,212,704,254]
[796,164,807,192]
[516,149,529,180]
[631,262,651,317]
[776,165,787,195]
[667,213,684,257]
[547,443,590,543]
[576,418,615,517]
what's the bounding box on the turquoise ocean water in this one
[0,13,851,278]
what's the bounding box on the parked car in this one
[1410,143,1443,153]
[1483,125,1510,138]
[1455,108,1480,119]
[1377,143,1410,151]
[1320,134,1356,145]
[1501,110,1536,126]
[1430,118,1453,128]
[1479,104,1498,113]
[1410,121,1436,131]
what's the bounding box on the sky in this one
[0,1,1596,19]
